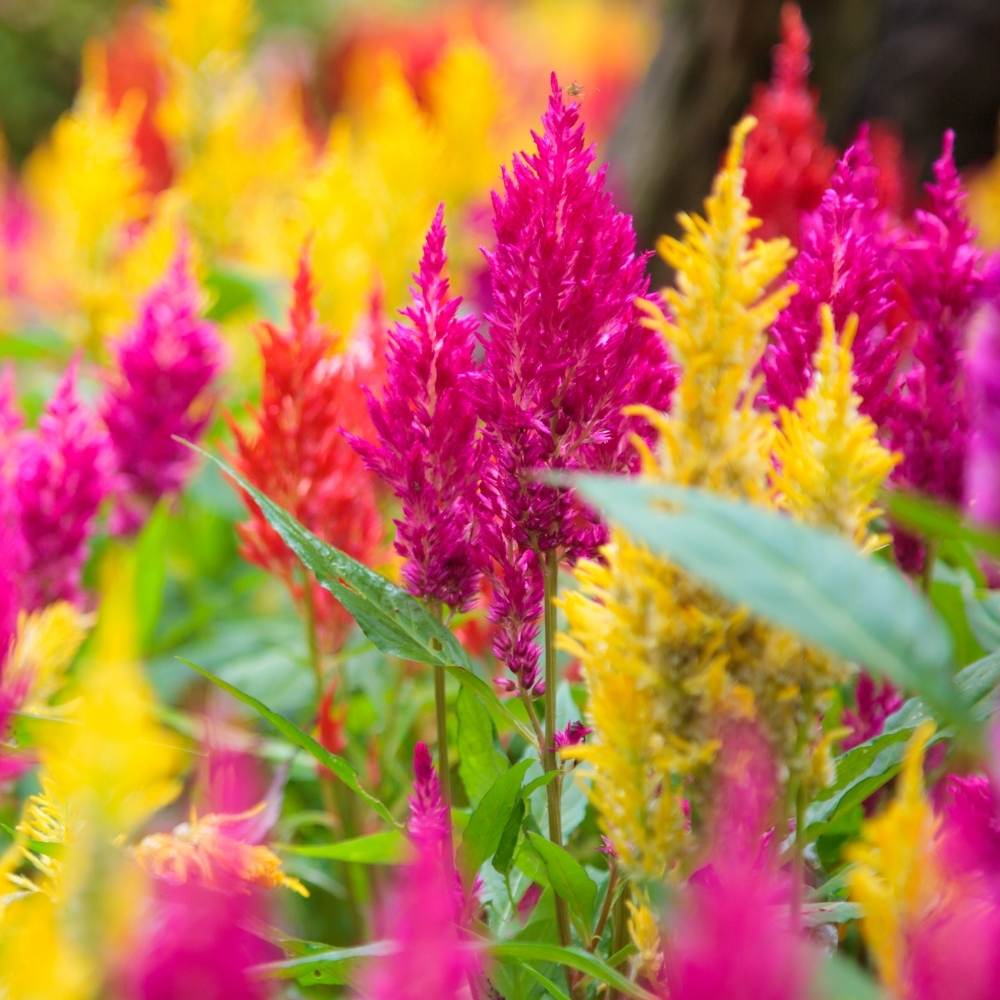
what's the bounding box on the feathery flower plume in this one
[661,723,816,1000]
[102,245,224,534]
[562,120,812,876]
[16,362,110,610]
[889,132,984,569]
[350,207,482,610]
[362,742,483,1000]
[761,131,903,423]
[847,722,942,994]
[842,674,904,750]
[964,286,1000,528]
[478,73,674,687]
[230,250,383,652]
[743,4,836,242]
[479,72,674,559]
[771,306,900,550]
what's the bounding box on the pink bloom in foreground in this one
[362,742,483,1000]
[351,207,482,610]
[16,362,110,610]
[102,246,224,534]
[663,723,816,1000]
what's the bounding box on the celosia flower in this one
[742,3,836,242]
[16,362,111,610]
[230,250,383,653]
[478,72,674,560]
[847,721,942,993]
[124,879,277,1000]
[102,245,224,534]
[842,673,904,750]
[133,804,307,896]
[964,287,1000,528]
[761,131,903,423]
[889,132,984,569]
[662,724,816,1000]
[563,119,862,877]
[477,74,674,688]
[771,306,900,550]
[350,206,482,610]
[553,720,592,750]
[361,742,483,1000]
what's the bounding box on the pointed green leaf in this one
[457,686,511,804]
[179,657,397,826]
[278,830,407,864]
[462,759,533,873]
[571,476,964,727]
[526,832,597,925]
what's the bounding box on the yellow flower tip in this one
[133,806,309,897]
[627,899,662,980]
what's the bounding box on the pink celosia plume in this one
[16,360,110,610]
[102,245,224,534]
[350,206,483,610]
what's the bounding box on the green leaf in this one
[490,942,656,1000]
[457,686,509,804]
[463,759,533,873]
[515,963,571,1000]
[253,942,392,986]
[526,833,597,925]
[278,830,407,864]
[179,657,397,826]
[493,798,525,876]
[572,476,964,726]
[816,953,886,1000]
[806,651,1000,836]
[185,444,532,741]
[885,491,1000,561]
[802,901,862,927]
[205,265,282,323]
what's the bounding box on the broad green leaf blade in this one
[187,445,470,668]
[806,651,1000,836]
[186,444,532,741]
[493,798,525,876]
[457,686,511,804]
[515,963,571,1000]
[253,942,392,986]
[278,830,407,864]
[526,832,597,925]
[802,901,863,927]
[490,942,656,1000]
[816,953,885,1000]
[572,476,963,726]
[462,759,533,873]
[885,491,1000,561]
[180,657,397,826]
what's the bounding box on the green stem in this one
[429,603,453,808]
[791,780,806,930]
[541,549,579,997]
[608,881,631,1000]
[589,860,619,951]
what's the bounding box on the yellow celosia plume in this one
[847,722,941,994]
[133,803,308,897]
[969,127,1000,249]
[771,305,900,552]
[157,0,256,71]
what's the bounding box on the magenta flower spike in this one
[362,742,483,1000]
[17,361,110,610]
[478,73,675,560]
[350,207,483,610]
[761,128,902,423]
[964,266,1000,529]
[102,246,224,535]
[889,133,983,523]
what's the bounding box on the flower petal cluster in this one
[889,134,984,509]
[771,305,900,550]
[963,277,1000,528]
[230,251,383,652]
[743,4,837,242]
[563,120,896,877]
[478,72,674,559]
[362,742,482,1000]
[350,207,482,610]
[761,131,903,423]
[102,246,224,534]
[15,363,111,610]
